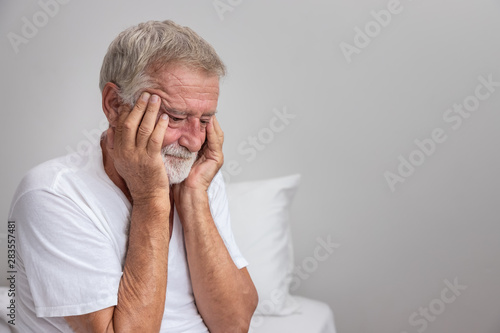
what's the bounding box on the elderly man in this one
[10,20,258,332]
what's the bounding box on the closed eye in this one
[169,115,184,122]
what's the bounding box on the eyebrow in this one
[160,101,217,117]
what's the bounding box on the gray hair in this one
[99,20,226,106]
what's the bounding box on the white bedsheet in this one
[249,296,336,333]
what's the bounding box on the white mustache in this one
[162,144,196,159]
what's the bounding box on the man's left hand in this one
[175,116,224,193]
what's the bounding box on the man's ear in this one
[102,82,122,127]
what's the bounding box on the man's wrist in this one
[177,185,208,202]
[174,186,209,220]
[131,189,170,207]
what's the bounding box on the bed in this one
[226,174,337,333]
[250,296,336,333]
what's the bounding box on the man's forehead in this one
[151,69,219,93]
[149,64,220,88]
[143,65,220,115]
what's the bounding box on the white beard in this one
[161,143,197,185]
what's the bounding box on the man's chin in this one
[165,159,195,185]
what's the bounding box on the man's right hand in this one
[105,92,170,203]
[66,92,172,333]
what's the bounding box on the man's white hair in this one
[99,20,226,106]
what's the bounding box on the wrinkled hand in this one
[104,92,170,202]
[174,116,224,194]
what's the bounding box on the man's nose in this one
[178,119,205,152]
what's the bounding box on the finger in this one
[206,116,224,147]
[204,116,224,169]
[116,92,151,149]
[113,104,131,152]
[147,113,169,154]
[212,115,221,132]
[136,94,162,148]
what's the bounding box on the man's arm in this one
[66,92,171,332]
[176,190,258,333]
[66,198,170,333]
[173,117,258,333]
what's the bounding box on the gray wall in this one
[1,0,499,332]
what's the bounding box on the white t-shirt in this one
[9,141,247,332]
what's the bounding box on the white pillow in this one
[226,174,301,316]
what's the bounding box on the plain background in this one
[1,0,500,332]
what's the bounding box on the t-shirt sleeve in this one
[12,189,123,318]
[208,171,248,269]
